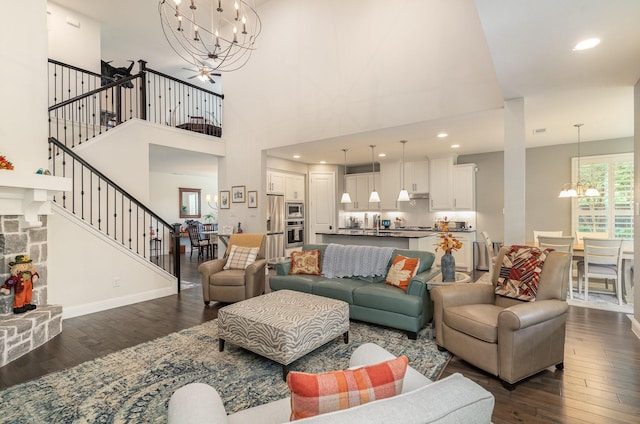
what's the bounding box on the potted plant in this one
[435,221,462,282]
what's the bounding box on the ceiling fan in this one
[183,67,220,84]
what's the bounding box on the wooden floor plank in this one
[0,263,638,424]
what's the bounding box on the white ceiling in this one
[52,0,640,167]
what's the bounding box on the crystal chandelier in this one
[558,124,600,198]
[158,0,262,73]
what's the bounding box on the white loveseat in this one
[168,343,495,424]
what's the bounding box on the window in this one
[571,153,633,241]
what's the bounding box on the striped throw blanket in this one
[322,244,395,279]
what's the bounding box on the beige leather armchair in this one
[198,233,267,305]
[432,247,570,390]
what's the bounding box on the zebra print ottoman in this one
[218,290,349,379]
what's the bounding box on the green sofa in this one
[269,244,440,339]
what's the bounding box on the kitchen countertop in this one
[318,229,437,238]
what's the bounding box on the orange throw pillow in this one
[385,255,420,291]
[289,249,322,275]
[287,355,408,420]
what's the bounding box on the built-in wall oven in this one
[286,219,304,248]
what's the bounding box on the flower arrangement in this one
[435,222,463,253]
[0,155,14,170]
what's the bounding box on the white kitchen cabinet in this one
[429,158,476,211]
[344,174,377,210]
[429,157,453,210]
[285,174,305,202]
[452,164,475,210]
[432,231,476,272]
[267,171,285,194]
[405,160,429,194]
[379,161,400,210]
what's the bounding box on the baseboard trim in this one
[62,286,175,319]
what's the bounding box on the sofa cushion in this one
[287,355,409,420]
[210,269,247,286]
[443,304,502,343]
[385,255,420,291]
[353,284,423,317]
[290,250,322,275]
[223,245,259,270]
[269,275,325,293]
[312,278,368,304]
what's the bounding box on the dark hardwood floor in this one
[1,256,639,423]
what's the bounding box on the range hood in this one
[409,192,429,199]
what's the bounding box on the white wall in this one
[0,1,48,171]
[47,2,101,73]
[74,119,224,204]
[150,172,218,225]
[48,206,175,319]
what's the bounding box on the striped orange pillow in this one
[286,355,408,420]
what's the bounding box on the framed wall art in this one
[232,185,246,203]
[219,191,230,209]
[248,190,258,208]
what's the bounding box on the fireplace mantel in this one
[0,171,72,228]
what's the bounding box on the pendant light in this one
[340,149,352,203]
[397,140,410,202]
[369,145,380,203]
[558,124,600,198]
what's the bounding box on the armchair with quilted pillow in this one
[432,246,571,390]
[198,233,267,304]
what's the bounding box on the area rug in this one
[0,319,449,423]
[475,272,633,313]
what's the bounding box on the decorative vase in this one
[441,251,456,282]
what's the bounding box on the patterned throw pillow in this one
[223,245,259,270]
[287,355,408,420]
[289,249,322,275]
[495,245,552,301]
[385,255,420,291]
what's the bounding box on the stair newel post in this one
[138,60,147,121]
[173,223,182,292]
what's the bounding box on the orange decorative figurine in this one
[2,255,39,314]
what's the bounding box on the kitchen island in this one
[316,229,477,271]
[316,229,438,251]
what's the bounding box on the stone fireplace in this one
[0,172,71,366]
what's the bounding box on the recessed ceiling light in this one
[293,154,301,159]
[378,153,386,157]
[437,132,448,138]
[320,160,326,164]
[451,144,460,149]
[573,38,600,51]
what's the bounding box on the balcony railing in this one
[47,59,224,149]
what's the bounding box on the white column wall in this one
[0,1,48,171]
[503,98,526,245]
[633,79,640,339]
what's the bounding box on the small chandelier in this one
[340,149,352,204]
[158,0,262,73]
[369,145,380,203]
[558,124,600,198]
[397,140,410,202]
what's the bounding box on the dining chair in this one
[187,223,212,260]
[575,231,609,244]
[538,236,575,299]
[533,230,563,243]
[576,238,623,305]
[480,231,498,278]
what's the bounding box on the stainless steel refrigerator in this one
[266,194,285,260]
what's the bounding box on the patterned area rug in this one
[0,320,449,423]
[475,272,633,314]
